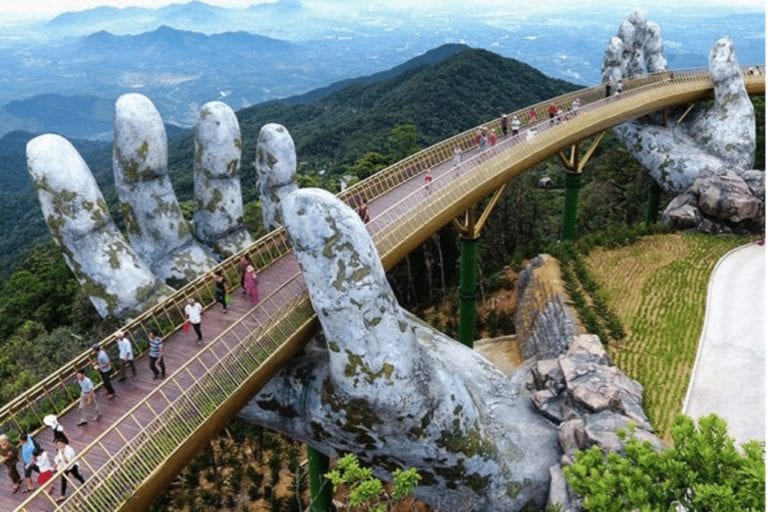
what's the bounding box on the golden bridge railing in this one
[16,266,312,511]
[6,66,765,510]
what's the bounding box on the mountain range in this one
[0,45,578,275]
[0,1,762,140]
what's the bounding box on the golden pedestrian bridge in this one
[3,68,765,511]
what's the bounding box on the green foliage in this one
[325,453,421,512]
[564,414,765,512]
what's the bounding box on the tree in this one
[325,453,421,512]
[387,124,421,161]
[563,414,765,512]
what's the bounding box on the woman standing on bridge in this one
[214,270,228,313]
[244,265,259,305]
[53,439,85,503]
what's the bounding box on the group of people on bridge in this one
[0,257,264,502]
[0,419,85,502]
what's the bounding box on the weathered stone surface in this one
[558,418,589,456]
[583,411,665,453]
[515,255,580,360]
[255,123,298,230]
[113,93,217,284]
[532,359,565,394]
[531,389,567,423]
[663,193,701,229]
[241,188,559,511]
[26,134,172,317]
[693,170,763,223]
[192,101,253,257]
[548,464,581,512]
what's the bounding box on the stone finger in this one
[192,101,253,256]
[255,123,298,230]
[113,93,217,286]
[26,134,172,317]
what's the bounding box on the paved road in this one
[683,242,765,445]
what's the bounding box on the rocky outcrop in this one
[663,169,765,233]
[515,255,581,360]
[528,335,664,512]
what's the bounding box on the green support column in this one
[645,180,662,225]
[308,447,332,512]
[560,172,582,241]
[458,235,479,348]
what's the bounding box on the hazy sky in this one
[1,0,764,19]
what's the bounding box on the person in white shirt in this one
[115,330,136,381]
[184,297,204,343]
[53,439,85,503]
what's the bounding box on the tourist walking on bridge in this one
[527,107,537,125]
[511,115,521,136]
[76,369,100,426]
[452,145,463,166]
[115,330,136,381]
[184,297,204,343]
[0,434,21,493]
[18,434,39,492]
[500,114,509,136]
[548,102,557,123]
[239,255,254,291]
[90,344,115,399]
[53,439,85,503]
[214,270,228,313]
[148,329,166,380]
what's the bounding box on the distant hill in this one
[231,47,580,172]
[73,25,297,63]
[3,94,114,139]
[286,44,473,105]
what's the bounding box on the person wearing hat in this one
[115,330,136,381]
[0,434,21,493]
[90,343,115,399]
[43,415,68,445]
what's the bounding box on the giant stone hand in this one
[603,11,764,232]
[241,187,560,511]
[26,93,288,317]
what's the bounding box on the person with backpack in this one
[18,433,40,493]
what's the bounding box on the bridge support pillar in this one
[308,447,333,512]
[458,234,479,348]
[645,179,662,225]
[453,185,506,348]
[560,172,581,241]
[556,133,605,242]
